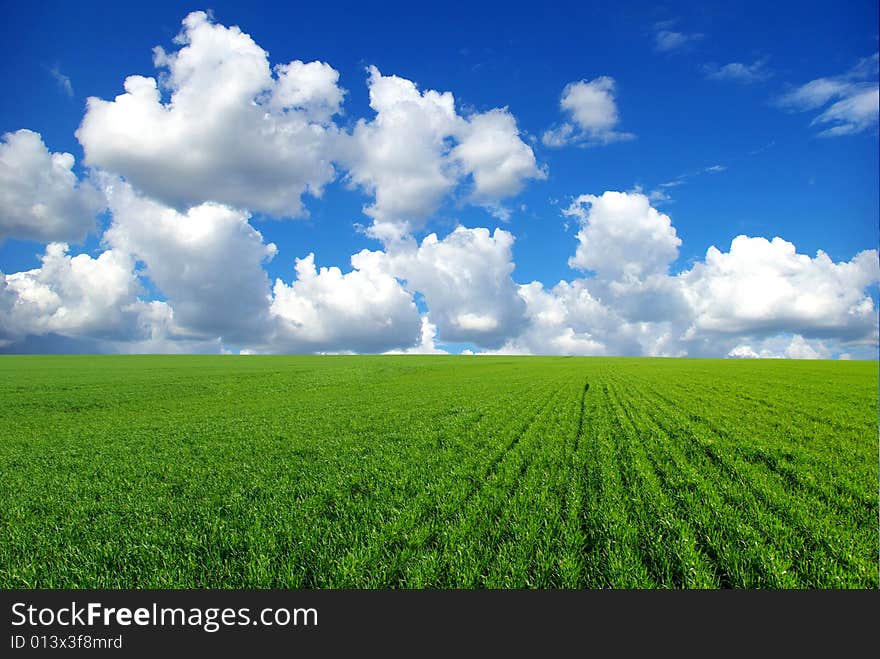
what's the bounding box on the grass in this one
[0,355,876,588]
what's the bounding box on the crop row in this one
[0,355,875,588]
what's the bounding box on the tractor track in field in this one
[476,383,564,488]
[675,410,868,545]
[484,379,589,587]
[550,377,592,587]
[576,383,609,587]
[575,381,658,587]
[559,378,590,538]
[575,380,590,443]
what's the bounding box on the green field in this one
[0,355,876,589]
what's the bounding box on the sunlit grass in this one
[0,355,875,588]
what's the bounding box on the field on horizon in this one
[0,355,876,589]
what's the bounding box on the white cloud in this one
[341,66,460,240]
[268,250,421,353]
[493,280,610,356]
[653,26,703,53]
[385,315,447,354]
[3,181,875,358]
[811,87,879,137]
[452,108,545,204]
[76,11,343,217]
[783,334,830,359]
[48,66,74,97]
[561,78,619,134]
[0,242,177,350]
[728,335,832,360]
[74,11,543,239]
[372,226,528,347]
[542,77,635,147]
[1,243,137,339]
[341,67,542,240]
[704,59,772,83]
[727,344,759,358]
[540,122,576,148]
[4,176,429,354]
[0,130,103,243]
[679,235,879,342]
[269,60,345,123]
[495,191,878,359]
[777,78,854,110]
[490,277,685,357]
[776,54,879,137]
[564,191,681,281]
[103,179,278,343]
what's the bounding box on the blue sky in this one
[1,1,877,357]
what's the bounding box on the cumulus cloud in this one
[783,335,832,359]
[492,280,611,356]
[776,53,879,137]
[3,13,874,360]
[542,77,635,147]
[1,243,139,339]
[102,179,278,344]
[727,335,832,360]
[384,315,447,354]
[76,10,343,217]
[726,344,760,359]
[703,59,772,83]
[679,235,879,342]
[2,176,430,354]
[2,176,429,354]
[489,191,878,359]
[3,181,875,357]
[370,226,528,347]
[506,223,686,355]
[269,60,345,123]
[267,250,421,353]
[72,11,542,239]
[341,67,460,240]
[452,108,546,205]
[341,67,543,240]
[0,242,183,353]
[488,277,685,357]
[0,130,103,243]
[564,191,681,281]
